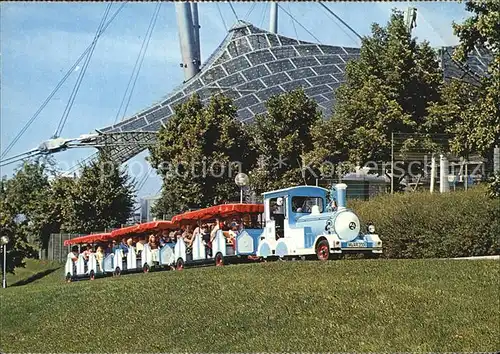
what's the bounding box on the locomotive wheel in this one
[89,270,95,281]
[316,240,330,261]
[114,267,121,276]
[215,252,224,267]
[176,258,184,271]
[65,273,72,283]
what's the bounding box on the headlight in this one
[367,224,375,233]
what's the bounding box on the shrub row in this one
[349,186,499,259]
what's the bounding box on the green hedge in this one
[349,186,499,259]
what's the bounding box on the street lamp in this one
[234,173,249,204]
[1,235,10,289]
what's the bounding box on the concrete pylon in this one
[439,154,449,193]
[269,2,278,33]
[430,155,436,193]
[175,2,199,81]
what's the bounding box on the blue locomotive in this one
[257,183,382,260]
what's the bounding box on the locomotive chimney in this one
[335,183,348,210]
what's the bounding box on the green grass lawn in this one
[1,259,498,352]
[5,259,62,287]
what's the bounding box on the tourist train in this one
[64,183,382,282]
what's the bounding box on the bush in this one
[349,185,499,259]
[486,171,500,199]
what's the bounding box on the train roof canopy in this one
[111,220,178,238]
[135,220,178,233]
[111,224,140,238]
[172,203,264,223]
[64,233,112,246]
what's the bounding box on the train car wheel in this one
[176,258,184,271]
[316,240,330,261]
[114,267,121,276]
[215,252,224,267]
[65,273,72,283]
[143,264,150,273]
[89,270,95,281]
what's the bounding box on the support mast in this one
[191,2,201,70]
[175,2,199,82]
[269,2,278,34]
[405,7,417,34]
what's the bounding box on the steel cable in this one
[1,2,128,160]
[54,3,113,138]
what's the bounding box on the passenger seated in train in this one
[82,245,91,260]
[105,242,113,254]
[168,231,176,243]
[182,225,194,248]
[67,246,78,273]
[173,230,182,243]
[159,230,171,245]
[119,238,129,255]
[96,246,104,271]
[126,238,134,252]
[112,240,120,253]
[241,214,261,229]
[192,224,200,237]
[136,236,146,254]
[200,224,212,258]
[67,246,78,263]
[228,222,240,239]
[209,219,221,242]
[148,235,160,264]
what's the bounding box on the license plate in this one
[347,242,366,248]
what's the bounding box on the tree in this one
[49,175,77,232]
[425,79,482,158]
[308,10,443,170]
[447,1,500,156]
[149,94,255,216]
[248,88,322,193]
[0,179,35,273]
[2,162,59,250]
[63,153,135,234]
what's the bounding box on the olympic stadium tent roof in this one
[101,20,360,133]
[94,21,493,163]
[439,45,493,85]
[96,21,360,161]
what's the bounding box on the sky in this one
[0,1,472,200]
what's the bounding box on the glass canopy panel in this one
[246,49,276,66]
[292,56,321,68]
[247,34,270,51]
[242,65,271,81]
[266,59,295,74]
[270,46,299,59]
[223,57,251,75]
[261,72,291,87]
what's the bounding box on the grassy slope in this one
[1,259,498,352]
[6,259,62,287]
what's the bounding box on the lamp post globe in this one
[234,173,249,203]
[0,236,9,246]
[234,173,249,187]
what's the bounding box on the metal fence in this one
[390,133,498,193]
[41,233,84,262]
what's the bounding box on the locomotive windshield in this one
[292,196,324,213]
